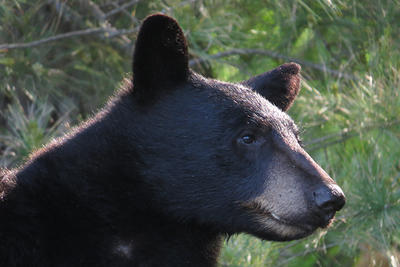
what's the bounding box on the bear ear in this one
[242,63,301,111]
[132,14,189,103]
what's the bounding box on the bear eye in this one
[241,134,256,144]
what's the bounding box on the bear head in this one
[127,14,345,241]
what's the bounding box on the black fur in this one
[132,14,189,104]
[242,62,301,111]
[0,14,345,267]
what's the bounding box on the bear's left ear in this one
[242,63,301,111]
[132,14,189,103]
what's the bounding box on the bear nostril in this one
[333,192,346,211]
[313,184,346,212]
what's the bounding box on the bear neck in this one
[115,214,223,266]
[0,94,223,266]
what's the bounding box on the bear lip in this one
[268,211,311,231]
[317,211,336,228]
[271,212,281,221]
[241,202,315,232]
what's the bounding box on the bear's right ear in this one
[132,14,189,103]
[242,63,301,111]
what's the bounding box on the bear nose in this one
[313,184,346,212]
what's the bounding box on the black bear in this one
[0,14,345,267]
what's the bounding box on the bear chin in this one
[241,210,320,241]
[251,220,318,242]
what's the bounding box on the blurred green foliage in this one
[0,0,399,266]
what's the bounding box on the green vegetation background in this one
[0,1,399,266]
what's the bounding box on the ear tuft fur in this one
[132,14,189,103]
[280,62,301,75]
[243,62,301,111]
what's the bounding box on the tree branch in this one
[104,0,141,19]
[189,48,357,80]
[48,0,84,26]
[0,28,104,50]
[82,0,107,24]
[109,1,140,24]
[79,0,132,46]
[0,27,138,50]
[1,0,142,51]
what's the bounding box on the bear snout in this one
[312,183,346,226]
[313,184,346,211]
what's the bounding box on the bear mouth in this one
[266,210,314,233]
[240,201,317,234]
